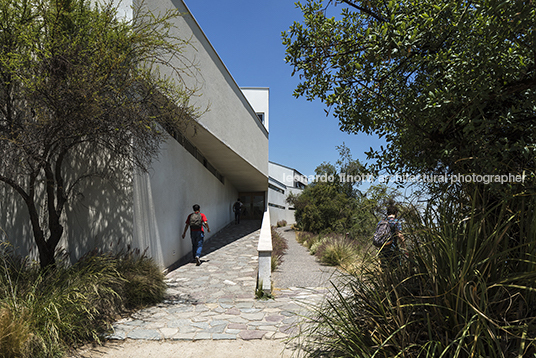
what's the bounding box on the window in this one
[269,183,284,194]
[257,113,264,124]
[294,181,306,189]
[268,203,285,210]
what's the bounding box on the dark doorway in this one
[239,192,265,220]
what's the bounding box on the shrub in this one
[0,245,166,357]
[308,238,325,255]
[115,249,166,309]
[296,231,310,244]
[314,234,360,267]
[0,305,34,358]
[300,191,536,357]
[276,220,287,227]
[271,227,288,271]
[304,233,324,251]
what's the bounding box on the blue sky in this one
[185,0,385,179]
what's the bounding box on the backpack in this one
[372,219,395,248]
[233,201,242,212]
[189,213,203,230]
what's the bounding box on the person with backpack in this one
[372,204,405,270]
[233,198,243,224]
[182,204,210,266]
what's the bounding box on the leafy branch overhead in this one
[283,0,535,185]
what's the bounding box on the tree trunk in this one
[26,200,57,268]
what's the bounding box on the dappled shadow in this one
[0,144,134,266]
[162,290,203,306]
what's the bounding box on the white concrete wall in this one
[141,0,268,181]
[0,134,236,268]
[0,0,268,269]
[270,163,293,188]
[242,88,269,132]
[257,210,272,292]
[0,147,136,264]
[268,163,307,226]
[268,190,303,226]
[132,135,236,268]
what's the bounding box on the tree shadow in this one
[0,145,134,266]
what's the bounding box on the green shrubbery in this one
[288,177,399,243]
[271,227,289,272]
[300,192,536,357]
[0,247,166,358]
[297,231,369,273]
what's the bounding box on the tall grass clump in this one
[297,231,324,252]
[296,231,316,246]
[0,246,166,358]
[296,232,366,272]
[0,304,34,358]
[300,191,536,357]
[115,248,167,309]
[314,234,361,270]
[271,227,288,271]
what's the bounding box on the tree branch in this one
[337,0,388,22]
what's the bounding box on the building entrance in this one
[239,192,265,220]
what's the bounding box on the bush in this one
[296,231,319,249]
[308,238,326,255]
[276,220,287,227]
[0,305,34,358]
[300,191,536,357]
[271,227,288,271]
[296,232,366,272]
[115,249,166,309]
[314,234,360,268]
[0,246,166,358]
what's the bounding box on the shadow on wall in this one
[0,146,135,265]
[0,184,34,259]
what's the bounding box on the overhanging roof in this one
[184,124,268,193]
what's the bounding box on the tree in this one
[0,0,199,268]
[283,0,535,193]
[287,145,400,237]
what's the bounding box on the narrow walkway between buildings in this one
[102,221,336,342]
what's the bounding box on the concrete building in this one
[238,89,308,227]
[241,87,270,130]
[0,0,268,269]
[267,162,307,226]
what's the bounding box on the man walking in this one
[375,203,405,270]
[233,198,243,224]
[182,204,210,266]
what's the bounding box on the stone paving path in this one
[108,221,330,342]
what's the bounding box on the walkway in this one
[105,221,336,342]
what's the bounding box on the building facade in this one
[267,162,307,226]
[0,0,269,269]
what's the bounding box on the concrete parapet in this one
[257,211,272,293]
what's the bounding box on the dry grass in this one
[0,247,166,358]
